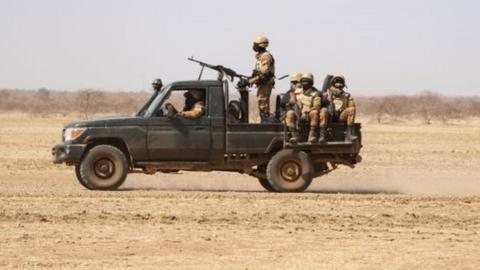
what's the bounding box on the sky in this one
[0,0,479,96]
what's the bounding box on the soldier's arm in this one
[289,90,297,103]
[347,94,356,109]
[310,93,321,111]
[179,103,205,119]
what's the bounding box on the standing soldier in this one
[248,36,275,122]
[283,72,303,144]
[328,75,357,142]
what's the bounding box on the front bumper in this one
[52,143,87,164]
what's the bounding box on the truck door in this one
[147,88,211,161]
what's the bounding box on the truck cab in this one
[52,79,362,192]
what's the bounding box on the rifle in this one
[321,74,336,120]
[188,57,249,82]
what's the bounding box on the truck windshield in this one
[136,84,171,117]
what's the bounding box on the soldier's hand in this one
[237,79,249,89]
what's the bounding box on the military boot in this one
[259,112,268,123]
[345,125,358,142]
[307,127,317,143]
[318,127,326,144]
[288,128,299,144]
[260,112,275,123]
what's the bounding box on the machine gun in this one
[188,57,250,122]
[188,57,249,82]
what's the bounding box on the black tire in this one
[78,145,128,190]
[266,149,314,192]
[258,177,275,192]
[75,164,94,189]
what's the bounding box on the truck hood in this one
[65,116,145,128]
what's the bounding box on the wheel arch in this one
[264,136,284,154]
[84,137,133,168]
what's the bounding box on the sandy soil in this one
[1,113,480,269]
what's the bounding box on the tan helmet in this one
[188,89,204,100]
[254,36,269,48]
[289,72,302,82]
[301,72,314,82]
[331,75,346,87]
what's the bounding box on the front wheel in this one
[266,149,314,192]
[78,145,128,190]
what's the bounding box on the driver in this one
[177,89,205,119]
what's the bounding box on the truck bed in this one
[226,122,362,154]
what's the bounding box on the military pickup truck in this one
[52,69,362,192]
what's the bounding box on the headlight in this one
[63,128,87,142]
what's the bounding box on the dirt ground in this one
[1,113,480,269]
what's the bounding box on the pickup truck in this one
[52,79,362,192]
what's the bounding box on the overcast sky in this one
[1,0,479,95]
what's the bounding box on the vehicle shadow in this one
[117,187,400,195]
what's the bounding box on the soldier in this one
[297,73,322,143]
[152,78,163,91]
[328,75,357,142]
[177,89,205,119]
[248,36,275,122]
[283,72,303,144]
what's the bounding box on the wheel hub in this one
[280,161,302,182]
[93,158,115,179]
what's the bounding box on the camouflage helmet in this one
[152,78,163,90]
[254,36,269,48]
[289,72,302,82]
[188,89,204,100]
[300,72,314,83]
[331,75,346,88]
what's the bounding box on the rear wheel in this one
[256,164,275,192]
[266,149,314,192]
[78,145,128,190]
[257,177,275,192]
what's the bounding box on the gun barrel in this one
[188,57,248,81]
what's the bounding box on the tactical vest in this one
[296,89,318,114]
[255,51,275,84]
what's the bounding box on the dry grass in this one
[2,89,479,124]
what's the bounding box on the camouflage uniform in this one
[178,90,205,119]
[328,75,357,141]
[179,101,205,119]
[283,73,302,143]
[297,86,321,143]
[249,36,275,122]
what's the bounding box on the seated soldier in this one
[297,73,329,144]
[297,73,322,143]
[177,89,205,119]
[283,72,303,144]
[328,75,357,142]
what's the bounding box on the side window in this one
[154,88,207,118]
